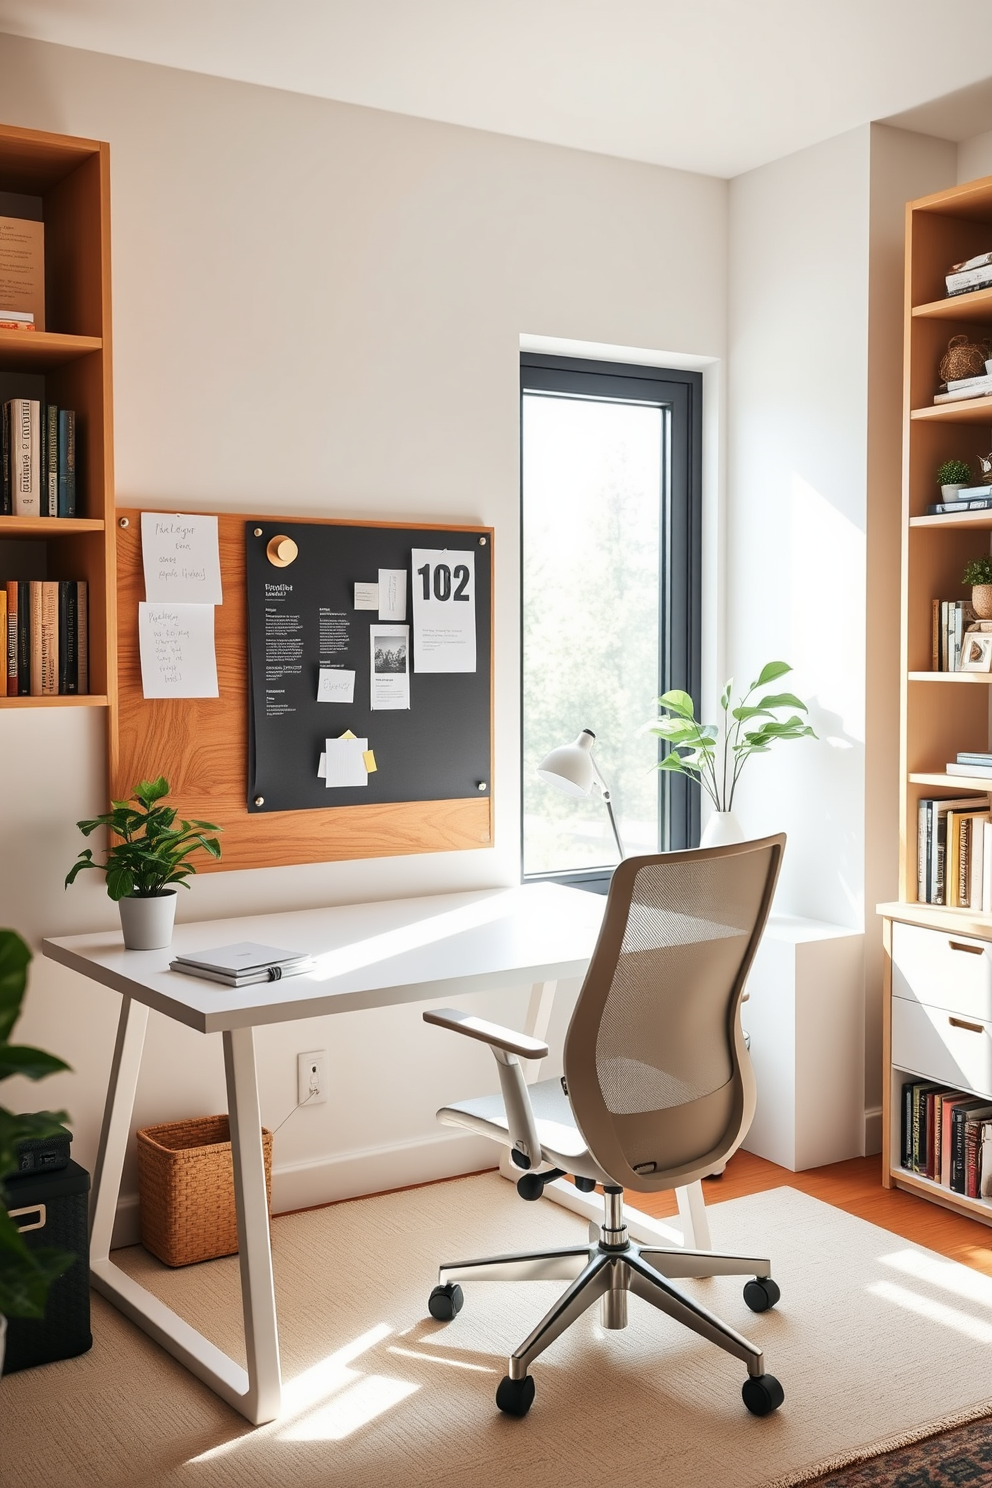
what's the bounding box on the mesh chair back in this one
[563,835,784,1192]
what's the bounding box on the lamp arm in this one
[589,758,624,861]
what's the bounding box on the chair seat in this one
[438,1077,610,1182]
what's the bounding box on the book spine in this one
[0,587,6,696]
[1,401,9,515]
[971,816,986,910]
[11,398,39,517]
[45,403,58,516]
[15,581,29,695]
[902,1081,914,1169]
[58,409,75,518]
[76,581,88,694]
[942,601,949,671]
[925,1090,939,1179]
[982,1121,992,1198]
[966,1117,983,1198]
[28,580,42,696]
[58,580,77,694]
[918,798,929,902]
[951,1106,971,1192]
[960,815,972,907]
[947,812,960,906]
[946,266,992,291]
[912,1084,923,1172]
[5,580,16,695]
[932,599,940,670]
[935,810,947,904]
[40,580,58,695]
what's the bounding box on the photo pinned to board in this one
[370,623,410,709]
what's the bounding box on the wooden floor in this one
[632,1150,992,1278]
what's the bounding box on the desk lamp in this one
[536,729,624,860]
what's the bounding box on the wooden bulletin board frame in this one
[113,509,494,873]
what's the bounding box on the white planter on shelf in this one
[117,890,177,951]
[700,811,745,848]
[941,483,966,500]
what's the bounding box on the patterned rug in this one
[809,1417,992,1486]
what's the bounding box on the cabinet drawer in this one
[892,922,992,1021]
[891,995,992,1096]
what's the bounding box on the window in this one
[521,353,701,888]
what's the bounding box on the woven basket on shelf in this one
[938,333,992,382]
[137,1115,273,1267]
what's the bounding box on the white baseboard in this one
[864,1106,882,1156]
[110,1130,497,1250]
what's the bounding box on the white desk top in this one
[43,883,606,1034]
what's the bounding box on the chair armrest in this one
[423,1007,550,1060]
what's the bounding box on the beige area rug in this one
[6,1177,992,1488]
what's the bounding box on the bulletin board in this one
[113,510,494,873]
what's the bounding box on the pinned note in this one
[354,582,378,610]
[377,569,407,621]
[411,548,476,672]
[363,749,377,774]
[370,623,410,710]
[318,735,369,787]
[141,513,223,604]
[138,603,219,698]
[316,668,356,703]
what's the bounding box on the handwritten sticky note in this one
[138,603,219,698]
[363,749,377,774]
[141,513,223,604]
[378,569,407,621]
[317,669,356,703]
[354,582,379,610]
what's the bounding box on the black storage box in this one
[15,1123,72,1175]
[3,1159,92,1374]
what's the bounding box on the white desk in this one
[43,882,706,1425]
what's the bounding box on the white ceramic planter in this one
[118,890,177,950]
[941,483,966,501]
[700,811,745,848]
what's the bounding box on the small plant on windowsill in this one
[643,661,816,846]
[65,777,222,951]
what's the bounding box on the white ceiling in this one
[3,0,992,178]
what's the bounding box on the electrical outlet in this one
[297,1050,328,1106]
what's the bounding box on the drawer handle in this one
[8,1202,45,1233]
[949,1016,985,1034]
[949,941,985,955]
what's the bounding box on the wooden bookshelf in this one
[882,173,992,1228]
[0,123,115,705]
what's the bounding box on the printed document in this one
[370,623,411,709]
[377,568,407,621]
[411,548,476,673]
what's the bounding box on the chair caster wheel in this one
[428,1283,464,1321]
[743,1277,781,1312]
[742,1373,785,1416]
[496,1374,535,1417]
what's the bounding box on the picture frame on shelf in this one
[959,631,992,671]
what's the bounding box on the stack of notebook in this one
[169,942,315,986]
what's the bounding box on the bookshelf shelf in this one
[883,171,992,1229]
[0,330,102,371]
[0,123,115,707]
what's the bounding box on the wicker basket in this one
[137,1115,273,1267]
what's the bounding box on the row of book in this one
[1,398,76,517]
[2,580,88,696]
[901,1079,992,1200]
[934,373,992,405]
[932,600,977,670]
[917,794,992,907]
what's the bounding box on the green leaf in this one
[752,660,792,689]
[656,753,691,774]
[658,689,696,720]
[720,680,732,712]
[756,692,807,712]
[0,930,30,1044]
[134,777,170,809]
[106,866,135,902]
[731,706,775,722]
[0,1046,70,1082]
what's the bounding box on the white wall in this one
[0,34,728,1230]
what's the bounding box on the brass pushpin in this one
[266,535,298,567]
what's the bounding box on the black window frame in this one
[520,352,702,892]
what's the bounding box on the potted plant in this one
[0,930,76,1373]
[645,661,816,845]
[937,458,973,501]
[65,777,222,950]
[962,555,992,620]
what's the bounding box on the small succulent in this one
[937,459,972,486]
[963,556,992,587]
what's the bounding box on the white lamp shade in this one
[536,730,597,797]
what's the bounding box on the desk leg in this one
[522,980,556,1084]
[224,1026,282,1425]
[90,995,148,1263]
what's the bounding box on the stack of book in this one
[926,485,992,514]
[1,398,76,517]
[169,942,315,986]
[2,580,88,696]
[901,1079,992,1200]
[934,373,992,404]
[932,599,976,669]
[917,794,991,906]
[0,309,35,332]
[946,250,992,297]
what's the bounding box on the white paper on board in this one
[370,623,410,710]
[377,568,407,621]
[138,603,219,698]
[320,736,369,787]
[316,668,356,703]
[354,582,379,610]
[411,548,476,673]
[141,512,223,604]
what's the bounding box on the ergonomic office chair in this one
[423,835,786,1419]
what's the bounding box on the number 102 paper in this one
[411,548,476,673]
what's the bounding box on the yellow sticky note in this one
[363,750,377,774]
[339,729,357,741]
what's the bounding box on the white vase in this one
[700,811,745,848]
[117,890,177,950]
[941,483,966,500]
